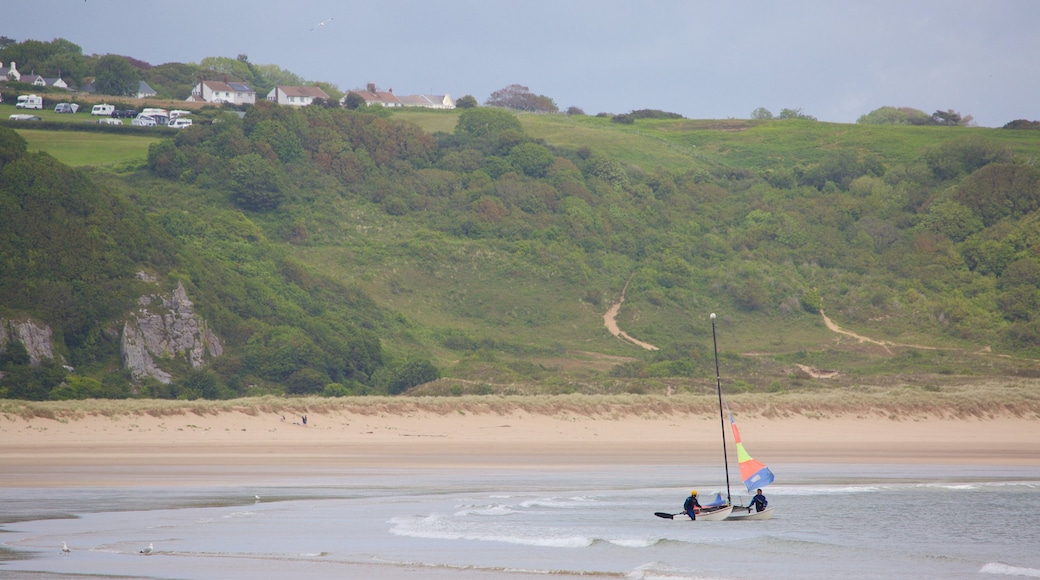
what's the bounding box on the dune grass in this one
[3,379,1038,423]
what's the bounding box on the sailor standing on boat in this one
[682,490,701,520]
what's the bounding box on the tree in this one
[228,153,284,211]
[507,142,555,177]
[0,127,27,167]
[750,107,774,120]
[387,360,440,394]
[778,108,817,121]
[484,84,558,113]
[455,107,524,140]
[455,95,478,109]
[857,106,930,125]
[566,106,585,116]
[343,92,366,110]
[94,55,140,97]
[932,109,973,126]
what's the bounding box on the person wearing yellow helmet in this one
[682,489,701,520]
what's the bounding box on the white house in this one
[342,83,401,107]
[397,93,456,110]
[43,77,69,89]
[187,80,256,105]
[0,61,20,81]
[266,85,330,107]
[23,74,45,86]
[137,81,157,99]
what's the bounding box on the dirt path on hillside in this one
[604,278,660,351]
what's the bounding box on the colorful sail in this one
[727,404,775,492]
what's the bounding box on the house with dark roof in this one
[341,83,401,108]
[137,81,156,99]
[187,80,256,105]
[266,85,330,107]
[43,77,69,89]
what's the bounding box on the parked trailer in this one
[91,104,115,116]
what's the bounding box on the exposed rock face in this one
[121,281,223,384]
[0,318,56,365]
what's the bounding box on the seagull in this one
[62,541,70,555]
[140,543,153,555]
[255,494,261,502]
[311,17,333,31]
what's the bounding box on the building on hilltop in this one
[187,79,256,105]
[267,85,330,107]
[341,83,402,108]
[396,93,456,110]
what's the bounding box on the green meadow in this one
[13,127,159,167]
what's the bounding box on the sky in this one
[5,0,1039,127]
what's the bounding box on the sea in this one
[1,463,1038,579]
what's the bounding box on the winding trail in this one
[820,310,896,354]
[603,278,659,351]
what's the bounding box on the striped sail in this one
[728,405,775,491]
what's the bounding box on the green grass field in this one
[13,127,160,167]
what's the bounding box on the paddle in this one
[654,511,684,519]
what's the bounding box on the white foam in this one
[452,504,520,517]
[980,562,1040,577]
[775,485,882,496]
[609,538,660,548]
[627,561,726,579]
[519,496,597,509]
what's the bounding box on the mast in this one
[710,313,732,505]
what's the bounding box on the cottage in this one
[187,80,256,105]
[43,77,69,89]
[397,93,456,110]
[22,74,45,86]
[342,83,401,108]
[137,81,157,99]
[0,61,21,81]
[266,85,330,107]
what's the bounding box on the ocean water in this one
[1,464,1038,579]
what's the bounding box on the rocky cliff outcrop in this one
[120,280,223,384]
[0,318,56,365]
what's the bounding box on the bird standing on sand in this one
[311,17,333,31]
[140,543,153,555]
[62,541,70,555]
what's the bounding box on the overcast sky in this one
[5,0,1039,127]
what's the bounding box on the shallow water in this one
[2,464,1038,579]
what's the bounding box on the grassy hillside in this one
[5,103,1040,402]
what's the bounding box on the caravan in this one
[16,94,43,109]
[91,104,115,116]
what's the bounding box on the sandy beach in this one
[3,399,1038,488]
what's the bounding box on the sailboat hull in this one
[672,505,733,521]
[726,506,775,521]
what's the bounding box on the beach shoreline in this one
[3,404,1038,488]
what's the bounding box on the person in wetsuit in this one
[683,490,701,520]
[749,488,768,512]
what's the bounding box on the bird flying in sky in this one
[311,17,333,31]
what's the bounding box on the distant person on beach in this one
[302,415,307,425]
[682,490,701,520]
[749,489,768,512]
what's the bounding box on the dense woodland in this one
[3,38,1040,402]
